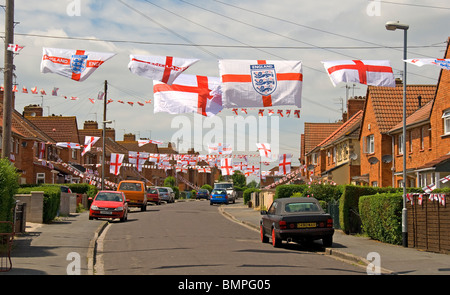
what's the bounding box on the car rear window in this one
[148,188,158,194]
[284,202,321,213]
[119,182,142,191]
[157,188,168,192]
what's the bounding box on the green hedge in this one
[17,186,61,223]
[0,159,20,233]
[243,188,260,204]
[275,184,307,199]
[359,193,403,245]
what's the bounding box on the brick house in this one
[359,81,436,187]
[388,38,450,189]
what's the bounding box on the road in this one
[95,199,365,275]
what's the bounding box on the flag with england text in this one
[40,47,116,82]
[128,55,199,85]
[153,74,222,117]
[405,58,450,70]
[219,59,302,108]
[56,142,81,149]
[322,60,395,87]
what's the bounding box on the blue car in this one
[210,189,228,205]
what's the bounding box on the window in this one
[371,181,378,187]
[420,127,424,150]
[398,134,404,155]
[443,110,450,135]
[36,173,45,184]
[365,135,375,154]
[409,131,413,153]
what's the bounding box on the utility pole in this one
[101,80,108,190]
[1,0,14,159]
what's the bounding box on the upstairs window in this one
[443,110,450,135]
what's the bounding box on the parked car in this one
[260,197,334,248]
[117,180,147,211]
[196,189,210,200]
[89,191,128,222]
[210,189,228,205]
[146,187,161,205]
[157,187,175,203]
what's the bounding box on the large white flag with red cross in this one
[128,151,150,172]
[81,136,100,156]
[110,153,124,176]
[153,74,222,116]
[40,47,116,82]
[219,59,303,108]
[322,60,395,87]
[256,143,271,159]
[220,158,234,176]
[278,153,292,175]
[128,55,199,85]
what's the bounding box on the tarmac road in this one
[96,199,366,275]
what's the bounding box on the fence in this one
[0,221,14,272]
[407,194,450,254]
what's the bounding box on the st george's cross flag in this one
[322,60,395,87]
[138,139,164,147]
[153,74,223,117]
[128,151,150,172]
[81,136,100,156]
[256,143,271,158]
[220,158,234,176]
[405,58,450,70]
[219,59,303,108]
[7,44,24,53]
[110,153,125,175]
[40,47,116,82]
[56,142,81,149]
[278,153,292,175]
[128,55,199,85]
[208,143,232,155]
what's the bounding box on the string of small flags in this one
[230,108,301,118]
[3,84,151,107]
[406,193,446,207]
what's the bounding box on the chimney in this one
[123,133,136,142]
[83,120,98,130]
[23,104,43,117]
[418,95,422,109]
[346,96,365,120]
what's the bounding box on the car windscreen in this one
[96,192,123,202]
[119,183,142,191]
[284,202,321,213]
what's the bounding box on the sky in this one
[2,0,449,171]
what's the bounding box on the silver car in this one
[157,187,175,203]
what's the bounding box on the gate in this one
[327,200,340,229]
[0,221,14,272]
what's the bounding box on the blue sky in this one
[3,0,449,169]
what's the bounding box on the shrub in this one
[0,159,20,232]
[359,193,403,245]
[200,184,212,193]
[275,184,307,199]
[17,186,61,223]
[243,187,260,204]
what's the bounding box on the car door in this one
[262,201,278,233]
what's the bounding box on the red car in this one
[89,191,128,222]
[146,187,161,205]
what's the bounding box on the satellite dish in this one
[368,156,379,164]
[349,153,358,160]
[382,155,392,163]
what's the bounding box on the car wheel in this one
[89,215,93,220]
[260,225,269,243]
[322,236,333,247]
[272,228,281,247]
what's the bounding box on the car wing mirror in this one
[260,210,267,215]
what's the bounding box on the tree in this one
[164,176,176,187]
[231,171,246,188]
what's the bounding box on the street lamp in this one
[386,21,409,247]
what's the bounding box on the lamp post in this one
[385,21,409,247]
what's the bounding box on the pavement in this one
[2,198,450,275]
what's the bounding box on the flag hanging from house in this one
[128,55,199,85]
[81,136,100,156]
[404,58,450,70]
[40,47,116,82]
[279,153,292,175]
[110,153,124,175]
[138,139,164,147]
[128,151,150,172]
[322,60,395,87]
[153,74,223,117]
[219,59,303,108]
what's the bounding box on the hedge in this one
[359,193,403,245]
[0,159,20,233]
[243,188,260,204]
[275,184,307,199]
[17,186,61,223]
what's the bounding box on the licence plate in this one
[297,222,316,228]
[100,210,112,215]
